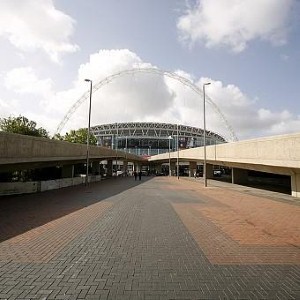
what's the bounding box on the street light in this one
[115,122,118,177]
[168,136,172,176]
[177,124,179,180]
[84,79,93,185]
[203,82,211,187]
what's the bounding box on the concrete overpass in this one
[0,131,145,171]
[149,132,300,198]
[0,132,146,195]
[1,131,300,198]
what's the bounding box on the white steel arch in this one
[56,67,238,141]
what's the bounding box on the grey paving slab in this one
[0,177,299,299]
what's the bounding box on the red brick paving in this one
[164,177,300,265]
[0,200,112,263]
[0,177,299,299]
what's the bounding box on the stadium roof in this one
[91,122,226,142]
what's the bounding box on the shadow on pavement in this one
[0,176,153,243]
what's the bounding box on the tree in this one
[0,115,49,138]
[55,128,97,145]
[52,133,64,141]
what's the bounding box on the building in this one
[92,122,226,157]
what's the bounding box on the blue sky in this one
[0,0,299,141]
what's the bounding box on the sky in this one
[0,0,299,141]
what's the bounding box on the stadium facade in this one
[91,122,226,157]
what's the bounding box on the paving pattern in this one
[0,177,299,299]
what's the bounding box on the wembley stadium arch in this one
[56,67,238,142]
[92,122,226,157]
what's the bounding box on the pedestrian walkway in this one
[0,177,299,299]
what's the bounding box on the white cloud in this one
[193,79,300,139]
[0,96,29,121]
[177,0,294,52]
[5,67,53,96]
[51,50,174,132]
[2,49,299,140]
[77,49,147,82]
[1,68,55,132]
[0,0,78,62]
[0,98,11,117]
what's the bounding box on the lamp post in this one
[168,136,172,176]
[177,124,179,179]
[203,82,211,187]
[84,79,92,185]
[115,123,118,176]
[123,136,128,176]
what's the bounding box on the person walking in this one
[134,171,137,181]
[138,171,142,181]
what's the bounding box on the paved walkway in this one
[0,177,299,299]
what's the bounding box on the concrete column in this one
[170,162,176,176]
[291,173,300,198]
[99,163,105,176]
[107,160,113,177]
[133,163,142,173]
[155,164,161,175]
[189,161,197,177]
[92,161,100,175]
[232,168,248,185]
[206,163,214,179]
[123,160,128,174]
[61,165,74,178]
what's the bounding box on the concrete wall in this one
[0,182,38,196]
[0,132,145,169]
[149,132,300,176]
[0,175,102,196]
[149,132,300,197]
[291,173,300,198]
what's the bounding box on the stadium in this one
[91,122,226,156]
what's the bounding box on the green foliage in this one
[0,115,49,138]
[52,133,64,141]
[54,128,97,145]
[0,116,97,145]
